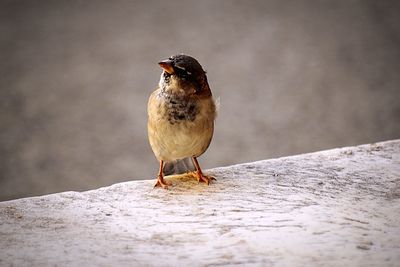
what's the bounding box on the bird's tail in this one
[163,158,196,176]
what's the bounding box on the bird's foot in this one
[190,171,216,185]
[154,175,171,189]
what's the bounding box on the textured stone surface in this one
[1,140,400,266]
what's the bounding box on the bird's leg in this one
[191,157,216,185]
[154,160,170,189]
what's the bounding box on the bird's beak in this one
[158,60,174,74]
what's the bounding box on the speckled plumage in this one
[158,90,199,124]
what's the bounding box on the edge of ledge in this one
[1,139,398,204]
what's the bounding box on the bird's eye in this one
[175,66,186,72]
[174,66,191,79]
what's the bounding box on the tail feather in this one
[163,158,195,176]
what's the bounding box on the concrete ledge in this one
[1,140,400,266]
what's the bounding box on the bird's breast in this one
[163,94,199,125]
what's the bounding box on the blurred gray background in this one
[1,0,399,201]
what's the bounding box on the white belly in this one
[148,114,214,161]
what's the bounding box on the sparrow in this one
[147,54,216,189]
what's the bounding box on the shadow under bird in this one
[147,54,217,189]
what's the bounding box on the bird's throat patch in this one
[161,93,199,125]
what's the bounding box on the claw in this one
[191,157,216,185]
[197,173,216,185]
[154,175,170,189]
[188,171,216,185]
[153,160,171,189]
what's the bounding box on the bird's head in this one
[158,54,211,97]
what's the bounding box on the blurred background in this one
[1,0,399,201]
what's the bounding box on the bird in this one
[147,54,216,189]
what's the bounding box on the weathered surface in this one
[1,140,400,267]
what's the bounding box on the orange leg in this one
[154,160,170,189]
[192,157,216,185]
